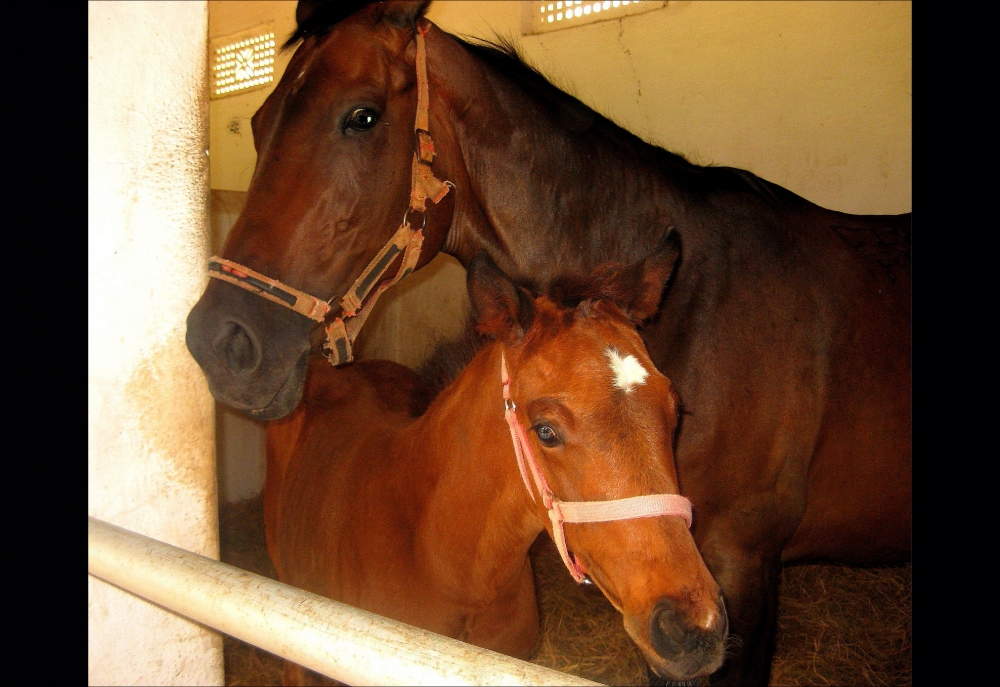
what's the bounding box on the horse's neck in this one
[433,34,679,285]
[399,344,541,598]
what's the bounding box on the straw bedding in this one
[220,497,910,686]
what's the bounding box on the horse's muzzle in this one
[186,279,315,420]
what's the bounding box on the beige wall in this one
[88,2,222,684]
[207,1,910,502]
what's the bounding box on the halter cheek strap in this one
[207,19,451,367]
[500,352,693,585]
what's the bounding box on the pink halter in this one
[500,352,693,584]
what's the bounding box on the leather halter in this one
[500,352,693,585]
[207,20,452,367]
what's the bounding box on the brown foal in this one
[265,243,727,685]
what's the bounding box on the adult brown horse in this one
[186,2,910,684]
[267,247,727,685]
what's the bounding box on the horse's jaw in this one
[243,352,310,421]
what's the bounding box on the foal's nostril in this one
[649,598,700,659]
[716,592,729,636]
[648,595,728,665]
[214,321,261,374]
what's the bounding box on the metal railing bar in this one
[88,516,602,686]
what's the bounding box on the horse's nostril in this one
[214,321,261,374]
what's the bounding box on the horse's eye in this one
[346,108,379,132]
[535,424,561,448]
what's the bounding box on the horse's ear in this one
[467,252,535,344]
[296,0,326,26]
[289,1,389,48]
[627,227,682,324]
[293,1,429,34]
[375,1,432,28]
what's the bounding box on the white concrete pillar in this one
[88,2,222,684]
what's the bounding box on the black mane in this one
[415,323,489,402]
[454,35,784,202]
[455,35,697,169]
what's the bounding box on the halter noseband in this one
[500,352,693,585]
[207,20,452,367]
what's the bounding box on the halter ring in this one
[402,207,427,230]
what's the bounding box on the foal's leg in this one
[464,559,541,659]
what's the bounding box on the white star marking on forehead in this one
[606,348,649,392]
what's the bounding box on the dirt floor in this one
[219,497,910,686]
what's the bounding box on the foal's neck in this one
[401,344,541,599]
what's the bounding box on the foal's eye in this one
[534,424,561,448]
[345,108,379,132]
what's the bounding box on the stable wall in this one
[207,1,911,503]
[88,2,222,684]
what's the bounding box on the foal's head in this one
[466,231,728,682]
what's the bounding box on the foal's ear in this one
[467,252,535,344]
[628,227,681,324]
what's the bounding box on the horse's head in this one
[186,1,455,419]
[467,231,728,682]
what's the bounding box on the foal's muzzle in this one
[648,592,728,682]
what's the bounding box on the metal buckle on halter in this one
[401,207,428,230]
[415,128,435,165]
[567,552,593,585]
[504,398,516,412]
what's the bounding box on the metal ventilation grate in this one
[524,1,666,35]
[210,24,277,99]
